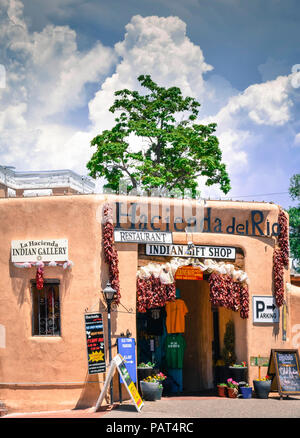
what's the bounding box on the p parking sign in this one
[253,296,279,323]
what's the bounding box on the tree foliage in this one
[288,173,300,273]
[87,75,231,197]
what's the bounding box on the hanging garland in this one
[103,204,121,305]
[136,258,249,317]
[272,208,289,307]
[273,248,284,307]
[136,275,176,313]
[208,272,249,319]
[278,209,289,268]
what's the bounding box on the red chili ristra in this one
[103,204,121,305]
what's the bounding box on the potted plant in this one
[226,378,239,398]
[217,383,228,397]
[140,373,167,401]
[253,375,272,399]
[240,383,253,399]
[137,362,158,392]
[229,361,248,382]
[221,320,237,380]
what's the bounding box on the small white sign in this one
[146,244,236,260]
[114,229,173,244]
[253,296,279,323]
[11,239,68,262]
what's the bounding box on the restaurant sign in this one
[114,229,172,244]
[146,244,236,260]
[11,239,68,262]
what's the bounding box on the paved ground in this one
[3,393,300,419]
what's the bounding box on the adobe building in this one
[0,193,297,413]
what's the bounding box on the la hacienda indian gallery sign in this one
[11,239,68,262]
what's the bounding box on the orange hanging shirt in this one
[165,299,188,333]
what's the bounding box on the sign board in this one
[114,230,172,244]
[85,313,106,374]
[268,349,300,397]
[95,354,144,412]
[250,356,269,367]
[117,338,137,383]
[252,296,279,323]
[175,266,203,281]
[11,239,68,262]
[146,244,236,260]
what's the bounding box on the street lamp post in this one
[103,281,116,405]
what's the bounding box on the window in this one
[32,280,61,336]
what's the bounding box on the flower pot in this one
[253,380,271,399]
[227,387,238,398]
[137,367,159,393]
[140,381,160,401]
[228,366,247,383]
[217,385,227,397]
[240,386,252,399]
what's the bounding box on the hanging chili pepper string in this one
[36,266,44,290]
[272,208,289,308]
[136,275,176,313]
[103,204,121,305]
[208,272,249,319]
[278,209,289,269]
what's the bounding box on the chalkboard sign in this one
[85,313,106,374]
[268,349,300,398]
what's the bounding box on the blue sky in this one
[0,0,299,208]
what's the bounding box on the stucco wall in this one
[0,194,293,412]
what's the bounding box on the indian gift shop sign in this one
[11,239,68,262]
[146,244,236,260]
[113,201,281,237]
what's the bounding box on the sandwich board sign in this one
[95,354,144,412]
[267,349,300,399]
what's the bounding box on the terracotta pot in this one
[217,385,228,397]
[227,387,238,398]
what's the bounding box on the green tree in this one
[87,75,231,197]
[288,174,300,273]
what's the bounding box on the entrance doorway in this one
[136,278,221,394]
